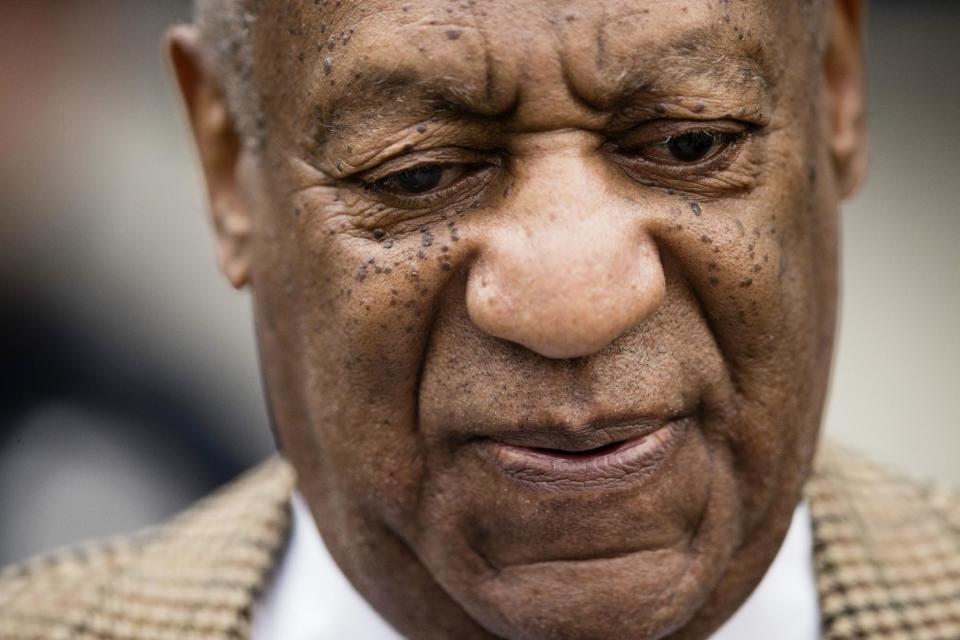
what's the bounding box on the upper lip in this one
[479,412,686,452]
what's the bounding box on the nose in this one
[466,154,666,360]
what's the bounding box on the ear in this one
[823,0,868,199]
[166,25,252,289]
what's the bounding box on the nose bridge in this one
[508,152,619,266]
[466,152,666,360]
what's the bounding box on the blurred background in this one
[0,1,957,565]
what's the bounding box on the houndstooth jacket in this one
[1,443,958,639]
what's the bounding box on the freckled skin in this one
[169,1,866,638]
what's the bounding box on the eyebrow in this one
[317,24,774,141]
[597,25,775,109]
[324,66,515,128]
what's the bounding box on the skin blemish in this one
[383,239,395,249]
[691,101,705,113]
[323,57,334,74]
[740,278,753,288]
[446,29,463,40]
[417,250,427,259]
[451,228,461,242]
[373,228,386,240]
[709,277,720,286]
[654,103,667,115]
[700,235,712,244]
[690,203,702,217]
[707,262,718,272]
[421,226,435,247]
[416,124,428,134]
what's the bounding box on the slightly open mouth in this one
[517,438,633,460]
[477,418,690,491]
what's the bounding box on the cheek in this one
[660,163,829,522]
[258,189,476,523]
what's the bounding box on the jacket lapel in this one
[806,443,960,639]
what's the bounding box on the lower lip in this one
[478,420,689,492]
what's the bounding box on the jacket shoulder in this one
[0,457,295,640]
[807,443,960,639]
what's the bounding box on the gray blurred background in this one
[0,1,957,564]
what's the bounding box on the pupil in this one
[395,165,444,193]
[668,131,716,162]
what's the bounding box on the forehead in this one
[254,0,808,134]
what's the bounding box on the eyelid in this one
[355,147,501,185]
[616,119,751,149]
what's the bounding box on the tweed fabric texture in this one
[1,444,957,639]
[0,458,294,640]
[807,446,960,639]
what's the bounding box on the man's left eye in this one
[666,131,724,162]
[366,164,465,195]
[622,128,745,167]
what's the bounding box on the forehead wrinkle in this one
[311,66,518,152]
[310,17,519,146]
[304,4,779,149]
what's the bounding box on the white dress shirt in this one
[252,494,819,639]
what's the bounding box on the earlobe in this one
[166,24,253,290]
[213,193,253,288]
[823,0,868,199]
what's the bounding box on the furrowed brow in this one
[312,66,516,145]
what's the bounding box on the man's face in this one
[176,0,863,637]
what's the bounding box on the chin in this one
[408,426,758,640]
[460,551,723,640]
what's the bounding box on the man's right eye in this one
[366,164,465,195]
